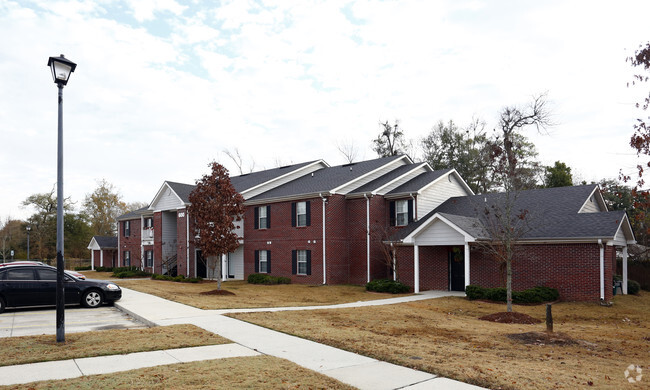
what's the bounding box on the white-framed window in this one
[145,250,153,267]
[296,201,307,227]
[259,250,268,273]
[259,206,268,229]
[124,221,131,237]
[396,200,408,226]
[297,250,307,275]
[124,251,131,266]
[144,217,153,229]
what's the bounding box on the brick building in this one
[111,155,635,301]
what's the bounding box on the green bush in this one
[111,266,151,279]
[465,285,485,300]
[465,285,558,303]
[628,279,641,295]
[74,266,92,271]
[365,279,410,294]
[96,266,113,272]
[247,273,291,285]
[151,273,202,283]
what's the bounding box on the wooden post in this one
[546,304,553,333]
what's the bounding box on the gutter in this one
[599,239,605,301]
[320,193,327,285]
[363,193,371,283]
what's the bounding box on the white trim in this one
[91,250,94,270]
[384,169,474,199]
[599,239,605,300]
[149,182,187,211]
[240,160,330,196]
[186,209,190,277]
[364,194,371,283]
[372,163,430,195]
[100,250,104,267]
[330,155,411,194]
[464,243,470,288]
[402,213,476,244]
[578,185,608,213]
[245,192,331,206]
[321,194,327,285]
[414,245,420,294]
[622,246,628,294]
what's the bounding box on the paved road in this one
[0,306,147,338]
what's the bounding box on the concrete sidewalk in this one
[115,288,485,390]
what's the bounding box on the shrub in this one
[628,279,641,295]
[96,266,113,272]
[465,285,485,300]
[111,266,151,278]
[247,273,291,285]
[365,279,410,294]
[486,287,507,302]
[74,266,91,271]
[151,273,202,283]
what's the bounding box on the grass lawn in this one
[0,355,355,390]
[0,324,228,367]
[229,292,650,390]
[82,271,409,309]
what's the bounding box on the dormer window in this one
[396,200,408,226]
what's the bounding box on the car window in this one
[36,268,57,281]
[6,268,36,281]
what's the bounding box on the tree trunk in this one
[216,255,222,290]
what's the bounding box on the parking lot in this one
[0,306,148,338]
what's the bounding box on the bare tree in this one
[336,139,360,164]
[223,148,256,175]
[373,120,406,157]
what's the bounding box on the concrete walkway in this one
[0,289,486,389]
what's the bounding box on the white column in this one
[366,195,371,283]
[221,254,227,280]
[464,243,470,288]
[100,250,104,267]
[91,250,94,271]
[623,246,628,294]
[599,240,605,300]
[186,210,190,277]
[414,245,420,294]
[322,196,327,285]
[392,249,397,281]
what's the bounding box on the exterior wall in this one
[152,185,184,210]
[119,219,141,268]
[153,212,163,274]
[417,174,470,217]
[347,195,390,285]
[176,208,188,277]
[579,194,603,213]
[244,197,325,284]
[92,249,116,268]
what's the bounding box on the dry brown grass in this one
[230,292,650,390]
[80,271,409,309]
[1,355,355,390]
[0,324,228,367]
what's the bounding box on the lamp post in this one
[26,226,31,261]
[47,54,77,343]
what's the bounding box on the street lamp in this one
[47,54,76,343]
[25,226,31,261]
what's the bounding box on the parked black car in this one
[0,264,121,313]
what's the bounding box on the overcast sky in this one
[1,0,649,221]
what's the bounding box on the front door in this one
[449,248,465,291]
[196,250,207,278]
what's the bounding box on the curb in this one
[114,302,159,328]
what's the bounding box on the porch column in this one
[392,249,397,281]
[221,254,227,281]
[599,240,605,300]
[622,246,628,294]
[464,243,470,288]
[414,245,420,293]
[91,250,94,271]
[100,250,104,267]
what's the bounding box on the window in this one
[254,206,270,229]
[292,249,311,275]
[124,221,131,237]
[36,268,57,281]
[396,200,408,226]
[144,217,153,228]
[145,250,153,268]
[124,251,131,266]
[291,201,310,227]
[254,250,271,273]
[6,268,35,280]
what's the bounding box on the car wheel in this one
[0,296,5,314]
[82,290,103,308]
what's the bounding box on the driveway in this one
[0,306,147,338]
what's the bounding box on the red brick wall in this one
[119,219,141,268]
[176,208,188,277]
[396,242,612,301]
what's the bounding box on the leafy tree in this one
[64,214,93,259]
[188,162,245,290]
[82,179,128,236]
[421,119,491,193]
[544,161,573,188]
[373,120,406,157]
[22,187,73,260]
[0,217,24,261]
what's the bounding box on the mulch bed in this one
[479,311,542,324]
[200,289,236,296]
[506,331,578,346]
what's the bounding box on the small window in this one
[396,200,408,226]
[296,202,307,227]
[145,250,153,267]
[124,251,131,266]
[124,221,131,237]
[144,218,153,228]
[259,206,268,229]
[259,250,268,273]
[297,250,308,275]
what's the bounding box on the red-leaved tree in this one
[188,162,245,290]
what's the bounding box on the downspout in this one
[410,193,417,221]
[186,209,190,277]
[320,194,327,285]
[117,221,121,267]
[364,193,371,283]
[598,239,604,301]
[140,214,144,270]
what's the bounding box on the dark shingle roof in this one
[348,163,427,194]
[387,169,454,195]
[230,160,321,193]
[249,155,406,201]
[93,236,117,248]
[166,181,196,203]
[391,185,625,242]
[116,207,149,221]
